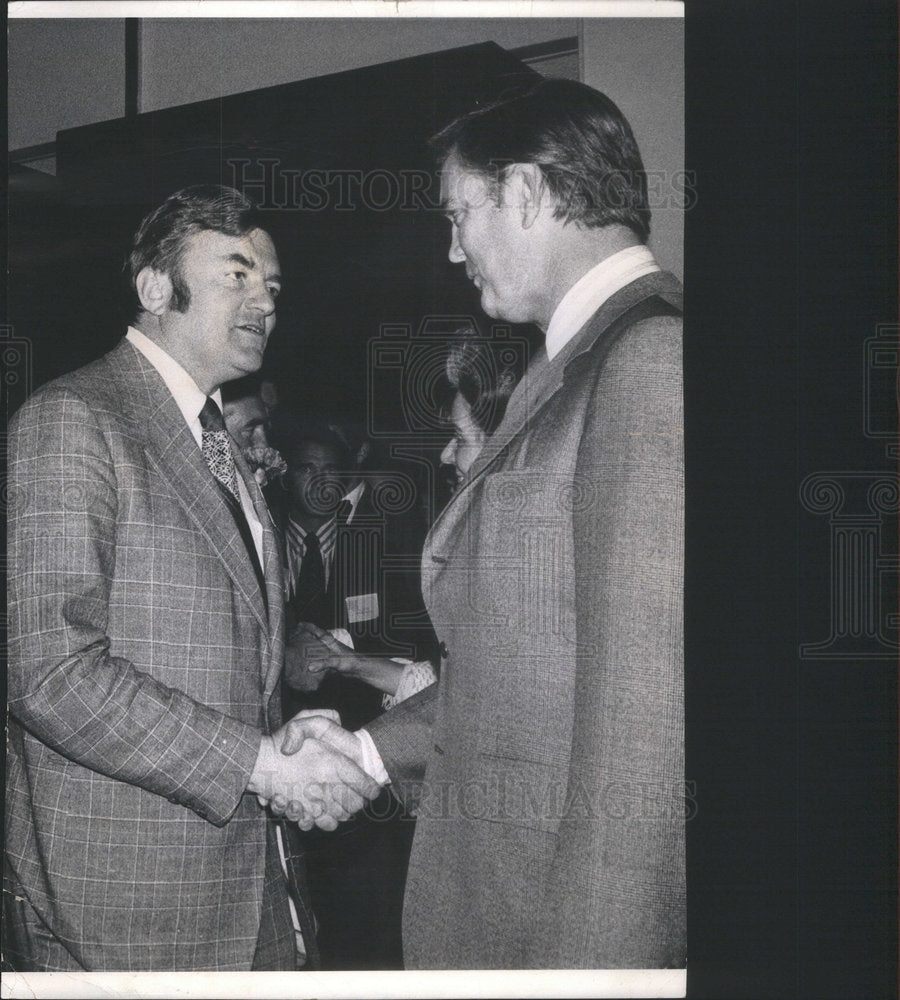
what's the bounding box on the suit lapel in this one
[232,445,285,698]
[423,270,683,583]
[108,340,270,635]
[472,269,683,485]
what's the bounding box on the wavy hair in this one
[431,78,650,242]
[126,185,265,318]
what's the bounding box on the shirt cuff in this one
[355,728,390,786]
[381,656,413,711]
[389,658,437,707]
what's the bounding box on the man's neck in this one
[535,225,641,332]
[132,315,217,396]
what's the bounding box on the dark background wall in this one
[8,17,684,277]
[7,19,684,523]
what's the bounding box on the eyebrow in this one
[225,253,282,284]
[225,253,255,269]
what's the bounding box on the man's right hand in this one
[248,722,380,831]
[279,711,365,763]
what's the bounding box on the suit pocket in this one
[464,753,563,837]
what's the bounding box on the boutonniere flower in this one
[243,445,288,488]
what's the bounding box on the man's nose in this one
[247,281,277,315]
[448,225,465,264]
[440,437,457,466]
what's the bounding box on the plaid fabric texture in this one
[6,340,289,970]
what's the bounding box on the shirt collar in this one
[544,245,661,361]
[126,326,221,442]
[287,515,334,543]
[342,481,365,523]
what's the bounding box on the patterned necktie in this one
[199,397,241,501]
[198,396,268,614]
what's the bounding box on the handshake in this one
[247,710,384,832]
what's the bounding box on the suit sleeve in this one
[365,679,438,811]
[531,317,686,968]
[7,388,261,827]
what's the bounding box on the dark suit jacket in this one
[285,480,435,729]
[368,270,686,969]
[6,338,287,970]
[334,481,435,660]
[282,481,429,969]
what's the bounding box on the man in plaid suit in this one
[4,186,379,971]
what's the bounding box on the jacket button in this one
[438,642,449,659]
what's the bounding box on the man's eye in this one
[267,285,280,299]
[229,271,246,282]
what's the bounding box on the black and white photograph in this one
[3,2,896,998]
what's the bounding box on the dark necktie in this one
[292,529,326,618]
[199,397,268,615]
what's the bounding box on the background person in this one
[277,417,424,969]
[294,329,521,705]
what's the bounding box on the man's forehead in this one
[295,440,341,462]
[225,396,267,420]
[187,227,279,266]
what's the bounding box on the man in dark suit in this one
[278,420,429,968]
[279,423,357,716]
[5,186,378,971]
[285,79,686,971]
[280,421,433,721]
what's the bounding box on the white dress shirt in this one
[126,327,264,565]
[342,480,365,521]
[544,244,661,361]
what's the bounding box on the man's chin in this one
[479,293,501,320]
[479,292,516,324]
[236,349,266,375]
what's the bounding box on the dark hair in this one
[221,374,264,407]
[275,413,351,470]
[439,327,520,436]
[430,78,650,242]
[126,185,265,318]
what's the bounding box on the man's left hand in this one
[283,624,341,691]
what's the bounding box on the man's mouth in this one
[238,323,265,337]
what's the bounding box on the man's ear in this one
[135,266,173,316]
[505,163,546,230]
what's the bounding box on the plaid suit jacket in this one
[6,338,286,970]
[368,271,686,969]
